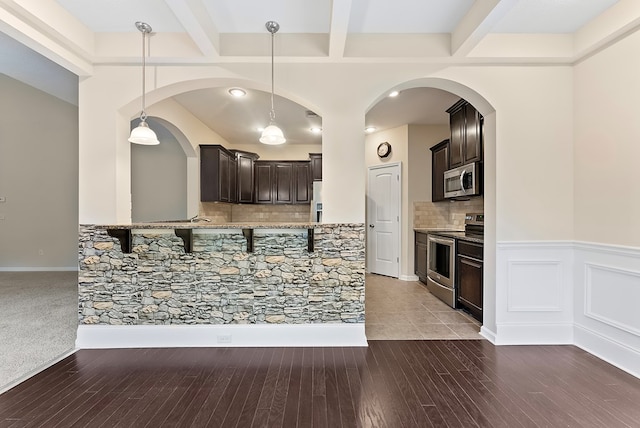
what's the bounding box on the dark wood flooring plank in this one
[266,347,294,427]
[233,348,276,428]
[2,342,640,428]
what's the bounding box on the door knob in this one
[369,224,375,228]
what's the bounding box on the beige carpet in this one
[0,271,77,392]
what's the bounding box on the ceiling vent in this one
[305,110,319,118]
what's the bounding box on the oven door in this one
[426,235,455,289]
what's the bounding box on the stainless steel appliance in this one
[444,162,481,199]
[426,235,456,307]
[310,182,323,222]
[426,213,484,308]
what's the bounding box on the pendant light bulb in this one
[129,21,159,145]
[260,21,285,145]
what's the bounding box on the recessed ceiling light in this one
[310,127,322,134]
[365,126,377,133]
[388,90,400,97]
[228,88,247,97]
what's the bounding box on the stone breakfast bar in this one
[77,222,366,348]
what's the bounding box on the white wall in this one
[572,28,640,377]
[0,74,78,270]
[131,120,188,222]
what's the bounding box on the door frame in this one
[366,162,402,278]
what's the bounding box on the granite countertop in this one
[414,228,483,244]
[88,222,344,230]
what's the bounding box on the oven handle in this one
[428,236,455,246]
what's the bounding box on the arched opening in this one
[125,81,323,224]
[363,78,497,340]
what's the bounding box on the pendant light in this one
[128,21,159,145]
[259,21,286,145]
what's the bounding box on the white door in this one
[367,163,401,277]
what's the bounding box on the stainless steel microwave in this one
[444,162,481,199]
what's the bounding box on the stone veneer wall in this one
[78,225,364,326]
[414,197,484,229]
[199,202,311,223]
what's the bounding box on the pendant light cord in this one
[269,29,275,122]
[141,28,147,122]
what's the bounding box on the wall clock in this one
[377,142,392,158]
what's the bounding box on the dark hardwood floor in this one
[1,341,639,427]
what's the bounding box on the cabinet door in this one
[448,107,464,168]
[415,233,428,283]
[457,254,483,321]
[237,154,255,203]
[293,162,311,204]
[463,105,482,164]
[218,150,231,202]
[309,153,322,181]
[430,140,449,202]
[254,162,274,204]
[229,157,237,203]
[273,163,293,204]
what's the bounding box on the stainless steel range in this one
[426,213,484,309]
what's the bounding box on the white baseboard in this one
[399,274,419,281]
[574,324,640,379]
[0,267,77,272]
[480,326,496,343]
[77,323,368,349]
[494,322,574,345]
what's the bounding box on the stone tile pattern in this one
[78,225,364,326]
[414,197,484,229]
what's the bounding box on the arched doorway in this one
[363,78,496,340]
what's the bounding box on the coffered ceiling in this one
[0,0,634,145]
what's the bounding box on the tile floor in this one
[365,273,483,340]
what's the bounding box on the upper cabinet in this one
[446,99,483,168]
[309,153,322,181]
[255,161,311,205]
[232,150,259,204]
[200,145,237,203]
[430,139,449,202]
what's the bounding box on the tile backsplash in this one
[199,202,311,223]
[414,197,484,229]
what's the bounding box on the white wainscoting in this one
[574,242,640,378]
[494,241,574,345]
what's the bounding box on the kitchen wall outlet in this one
[217,334,232,344]
[0,196,6,202]
[38,249,44,256]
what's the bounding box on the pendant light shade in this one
[260,21,285,145]
[259,124,286,145]
[129,21,159,145]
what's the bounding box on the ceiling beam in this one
[451,0,521,57]
[164,0,219,57]
[328,0,353,58]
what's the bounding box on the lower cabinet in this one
[415,232,428,283]
[456,240,483,322]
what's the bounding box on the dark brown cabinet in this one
[430,139,449,202]
[456,240,483,322]
[255,161,311,204]
[200,145,237,203]
[446,99,483,169]
[309,153,322,181]
[233,150,259,203]
[415,232,428,283]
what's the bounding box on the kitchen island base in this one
[78,224,366,348]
